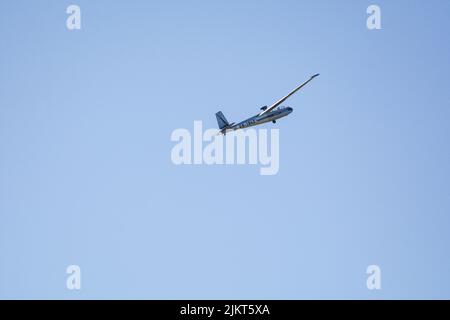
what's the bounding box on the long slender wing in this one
[259,74,319,115]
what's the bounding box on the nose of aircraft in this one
[287,107,293,113]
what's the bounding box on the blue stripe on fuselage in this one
[231,107,293,130]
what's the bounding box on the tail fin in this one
[215,111,229,129]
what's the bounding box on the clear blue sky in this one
[1,0,450,299]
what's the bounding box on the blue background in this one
[1,0,449,299]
